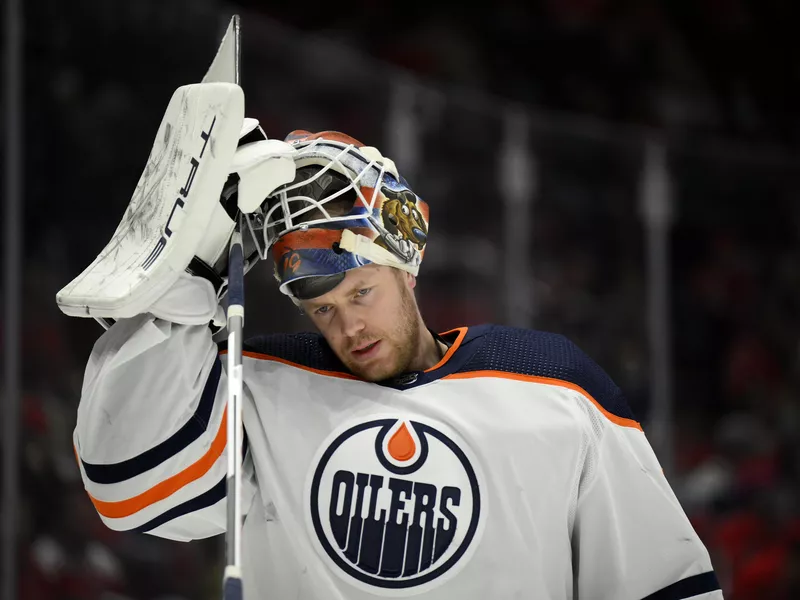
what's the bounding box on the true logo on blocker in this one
[307,417,483,593]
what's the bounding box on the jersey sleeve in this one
[73,311,256,542]
[572,398,723,599]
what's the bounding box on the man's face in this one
[300,265,420,381]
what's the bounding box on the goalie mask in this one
[245,130,430,300]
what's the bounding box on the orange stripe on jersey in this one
[425,327,468,373]
[221,349,360,381]
[229,328,469,380]
[87,411,228,519]
[443,370,643,431]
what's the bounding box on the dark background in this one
[6,0,800,598]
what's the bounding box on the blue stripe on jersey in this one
[240,332,349,373]
[82,357,223,484]
[132,474,226,533]
[641,571,721,599]
[459,325,637,422]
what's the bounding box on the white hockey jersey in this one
[74,299,723,599]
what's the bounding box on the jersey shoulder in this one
[233,332,349,375]
[459,325,636,422]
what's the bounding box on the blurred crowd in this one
[255,0,800,148]
[9,0,800,598]
[535,149,800,597]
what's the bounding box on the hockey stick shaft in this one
[224,226,245,599]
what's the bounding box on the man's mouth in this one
[351,340,381,359]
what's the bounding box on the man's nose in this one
[338,307,365,339]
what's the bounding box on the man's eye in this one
[315,305,331,315]
[357,288,371,297]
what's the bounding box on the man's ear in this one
[389,266,416,290]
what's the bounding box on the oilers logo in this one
[306,417,484,595]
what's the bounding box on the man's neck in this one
[407,324,447,372]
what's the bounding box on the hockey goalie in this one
[57,16,724,600]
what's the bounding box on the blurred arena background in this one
[3,0,800,598]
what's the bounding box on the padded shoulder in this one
[233,332,349,374]
[459,325,636,422]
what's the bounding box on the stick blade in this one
[203,15,240,85]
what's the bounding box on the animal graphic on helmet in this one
[375,190,428,263]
